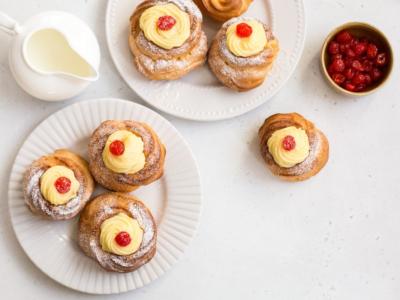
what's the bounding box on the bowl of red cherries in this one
[321,22,393,96]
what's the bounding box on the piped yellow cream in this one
[139,3,190,50]
[40,165,80,205]
[102,130,146,174]
[226,20,267,57]
[100,213,143,256]
[267,126,310,168]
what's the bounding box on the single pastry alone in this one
[258,113,329,181]
[88,120,166,192]
[129,0,208,80]
[23,149,94,220]
[194,0,253,22]
[78,193,157,273]
[208,17,279,91]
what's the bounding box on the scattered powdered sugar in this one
[165,0,202,21]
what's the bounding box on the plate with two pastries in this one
[8,98,202,294]
[106,0,306,121]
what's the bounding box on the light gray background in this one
[1,0,399,299]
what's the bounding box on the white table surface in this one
[1,0,399,299]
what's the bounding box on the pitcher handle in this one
[0,12,21,35]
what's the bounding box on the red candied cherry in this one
[344,68,355,80]
[282,135,296,151]
[353,42,367,56]
[236,23,253,38]
[352,73,366,85]
[157,15,176,31]
[330,58,345,73]
[115,231,131,247]
[339,43,351,54]
[344,82,356,92]
[328,41,340,55]
[330,53,343,62]
[351,60,363,71]
[54,177,72,194]
[375,53,387,66]
[371,68,382,81]
[109,140,125,156]
[367,43,378,58]
[336,30,353,44]
[345,48,356,58]
[344,57,354,68]
[331,73,346,85]
[362,59,373,72]
[355,84,366,92]
[364,74,372,85]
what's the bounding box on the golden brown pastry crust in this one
[208,17,279,92]
[259,113,329,181]
[194,0,253,22]
[88,120,166,192]
[78,193,157,273]
[129,0,208,80]
[23,149,94,220]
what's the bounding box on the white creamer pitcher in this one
[0,11,100,101]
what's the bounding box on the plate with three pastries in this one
[8,98,202,294]
[106,0,306,121]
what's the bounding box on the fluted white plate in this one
[8,98,202,294]
[106,0,305,121]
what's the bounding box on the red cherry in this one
[371,68,382,81]
[236,23,253,38]
[330,58,345,73]
[351,60,363,71]
[364,74,372,85]
[331,73,346,85]
[54,176,72,194]
[330,53,343,62]
[362,59,373,72]
[345,48,356,58]
[344,82,356,92]
[367,44,378,58]
[375,53,387,66]
[328,41,340,55]
[353,42,367,56]
[109,140,125,156]
[115,231,132,247]
[352,73,366,85]
[282,135,296,151]
[157,15,176,31]
[336,30,353,44]
[355,84,366,92]
[344,68,355,80]
[344,57,354,68]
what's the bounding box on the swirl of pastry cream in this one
[267,126,310,168]
[139,3,190,50]
[102,130,146,174]
[226,20,267,57]
[100,213,144,256]
[40,165,80,205]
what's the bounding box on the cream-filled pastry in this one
[259,113,329,181]
[78,193,157,273]
[23,149,94,220]
[88,120,166,192]
[129,0,208,80]
[194,0,253,22]
[208,17,279,91]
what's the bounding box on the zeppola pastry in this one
[78,193,157,273]
[88,120,166,192]
[208,17,279,91]
[258,113,329,181]
[23,149,94,220]
[129,0,208,80]
[194,0,253,22]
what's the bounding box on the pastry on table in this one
[258,113,329,181]
[23,149,94,220]
[208,17,279,91]
[129,0,208,80]
[78,192,157,273]
[194,0,253,22]
[88,120,166,192]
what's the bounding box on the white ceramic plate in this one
[8,98,202,294]
[106,0,305,121]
